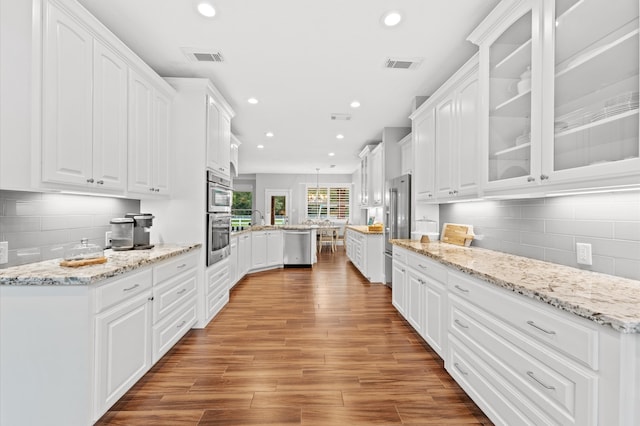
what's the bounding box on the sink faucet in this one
[251,209,264,225]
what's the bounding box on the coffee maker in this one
[125,213,155,250]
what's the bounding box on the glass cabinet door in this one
[550,0,639,174]
[488,10,535,184]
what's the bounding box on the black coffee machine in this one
[125,213,155,250]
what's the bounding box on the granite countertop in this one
[232,225,318,236]
[0,243,201,286]
[346,225,384,235]
[391,239,640,334]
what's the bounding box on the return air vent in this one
[330,113,352,121]
[181,47,224,63]
[384,57,424,70]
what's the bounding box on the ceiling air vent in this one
[181,47,224,63]
[330,113,352,121]
[384,57,424,70]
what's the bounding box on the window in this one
[231,191,253,228]
[306,185,350,220]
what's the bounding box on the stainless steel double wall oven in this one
[206,170,232,266]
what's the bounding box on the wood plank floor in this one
[96,250,493,425]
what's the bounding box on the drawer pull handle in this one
[123,284,140,292]
[176,263,187,269]
[454,362,469,376]
[418,264,428,269]
[401,268,405,272]
[527,371,555,390]
[177,320,187,328]
[454,319,469,329]
[526,320,556,335]
[454,285,469,293]
[177,288,187,295]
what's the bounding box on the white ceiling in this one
[76,0,500,175]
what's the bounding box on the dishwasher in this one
[283,230,312,267]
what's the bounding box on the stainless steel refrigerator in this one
[384,174,411,285]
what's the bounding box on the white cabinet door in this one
[266,231,283,266]
[424,278,446,357]
[412,109,436,201]
[152,91,171,194]
[42,3,93,186]
[435,95,456,199]
[392,261,407,317]
[218,112,231,176]
[456,74,479,196]
[251,231,267,269]
[95,291,152,416]
[399,134,412,176]
[369,144,384,206]
[406,270,425,336]
[229,236,238,285]
[128,69,154,193]
[206,95,221,172]
[238,233,251,277]
[92,41,127,191]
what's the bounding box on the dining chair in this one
[334,220,348,250]
[318,226,335,253]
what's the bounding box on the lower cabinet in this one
[391,243,640,426]
[345,228,384,283]
[205,258,230,323]
[250,230,283,271]
[237,232,251,279]
[229,236,238,286]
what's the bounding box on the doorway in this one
[264,189,291,225]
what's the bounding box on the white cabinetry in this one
[435,57,480,201]
[41,2,127,192]
[205,258,230,323]
[470,0,640,196]
[95,269,153,416]
[346,228,384,283]
[237,232,252,279]
[229,235,238,286]
[399,133,413,176]
[411,108,436,201]
[207,93,233,178]
[391,249,408,317]
[127,68,172,196]
[369,143,384,206]
[251,230,283,271]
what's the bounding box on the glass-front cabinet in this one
[471,0,640,194]
[544,0,639,182]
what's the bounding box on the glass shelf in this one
[493,142,531,158]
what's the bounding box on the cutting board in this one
[60,257,107,267]
[441,223,474,247]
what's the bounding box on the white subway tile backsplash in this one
[440,191,640,280]
[0,190,139,268]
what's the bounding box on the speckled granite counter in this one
[232,225,318,237]
[0,243,201,286]
[391,239,640,333]
[346,225,384,235]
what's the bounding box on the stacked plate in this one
[590,91,639,122]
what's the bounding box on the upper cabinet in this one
[399,133,413,176]
[230,134,241,177]
[470,0,640,195]
[369,143,384,206]
[41,4,127,193]
[411,107,436,201]
[206,93,234,179]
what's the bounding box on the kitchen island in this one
[345,225,385,283]
[391,239,640,425]
[0,244,202,426]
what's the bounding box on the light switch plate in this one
[576,242,592,266]
[105,231,112,248]
[0,241,8,264]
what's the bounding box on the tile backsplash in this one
[0,190,139,268]
[440,191,640,280]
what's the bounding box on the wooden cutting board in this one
[60,257,107,267]
[441,223,474,247]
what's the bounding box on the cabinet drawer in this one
[392,246,408,264]
[448,336,552,426]
[153,270,197,323]
[153,251,198,285]
[152,299,196,363]
[449,296,597,425]
[448,271,599,369]
[406,251,447,283]
[95,268,153,313]
[207,264,229,293]
[207,284,229,320]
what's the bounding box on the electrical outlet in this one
[0,241,8,264]
[105,231,112,248]
[576,242,592,266]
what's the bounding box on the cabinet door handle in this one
[527,176,536,182]
[540,174,549,180]
[123,284,140,292]
[401,268,405,272]
[176,320,187,328]
[149,188,155,192]
[96,180,104,185]
[176,263,187,269]
[454,362,469,376]
[418,264,428,270]
[454,319,469,329]
[527,371,555,390]
[526,320,556,335]
[177,288,187,295]
[155,188,160,192]
[86,178,94,183]
[454,284,469,293]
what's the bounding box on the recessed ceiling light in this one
[257,144,264,149]
[197,1,216,17]
[350,100,361,108]
[336,134,344,139]
[247,97,258,104]
[328,152,335,157]
[382,11,402,27]
[265,132,274,138]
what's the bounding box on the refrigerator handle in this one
[389,188,398,240]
